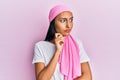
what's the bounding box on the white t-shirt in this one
[32,39,90,80]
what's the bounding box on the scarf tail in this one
[59,35,81,80]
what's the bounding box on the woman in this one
[32,5,92,80]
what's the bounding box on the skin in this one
[35,11,92,80]
[54,11,73,37]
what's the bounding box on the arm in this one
[35,50,60,80]
[35,33,65,80]
[74,62,92,80]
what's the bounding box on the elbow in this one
[74,74,92,80]
[86,73,92,80]
[85,73,92,80]
[36,74,50,80]
[36,77,45,80]
[87,76,92,80]
[81,73,92,80]
[36,76,45,80]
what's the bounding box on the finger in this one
[56,37,65,41]
[55,33,63,38]
[55,33,60,38]
[58,40,64,45]
[56,33,62,38]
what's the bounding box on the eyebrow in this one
[70,17,73,19]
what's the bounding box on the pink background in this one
[0,0,120,80]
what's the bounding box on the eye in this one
[69,18,73,23]
[60,18,66,23]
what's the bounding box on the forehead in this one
[56,11,73,18]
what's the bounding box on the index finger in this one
[55,33,63,38]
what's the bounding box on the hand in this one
[54,33,65,54]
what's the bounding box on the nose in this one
[66,21,71,28]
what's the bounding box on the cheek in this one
[56,26,65,33]
[71,23,73,28]
[55,23,66,32]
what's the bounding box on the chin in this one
[63,33,70,37]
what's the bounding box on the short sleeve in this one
[32,44,45,64]
[76,39,90,63]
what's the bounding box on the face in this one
[54,11,73,37]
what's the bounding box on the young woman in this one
[32,5,92,80]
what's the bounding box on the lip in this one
[64,29,71,33]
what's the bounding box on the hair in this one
[44,19,55,41]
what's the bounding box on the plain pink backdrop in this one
[0,0,120,80]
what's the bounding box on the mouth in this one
[64,29,71,33]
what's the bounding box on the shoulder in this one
[35,41,48,46]
[35,40,53,46]
[35,40,55,50]
[75,38,82,43]
[71,35,83,44]
[74,38,83,46]
[74,38,85,50]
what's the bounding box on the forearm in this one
[74,73,92,80]
[37,50,60,80]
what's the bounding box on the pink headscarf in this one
[49,5,81,80]
[49,5,72,22]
